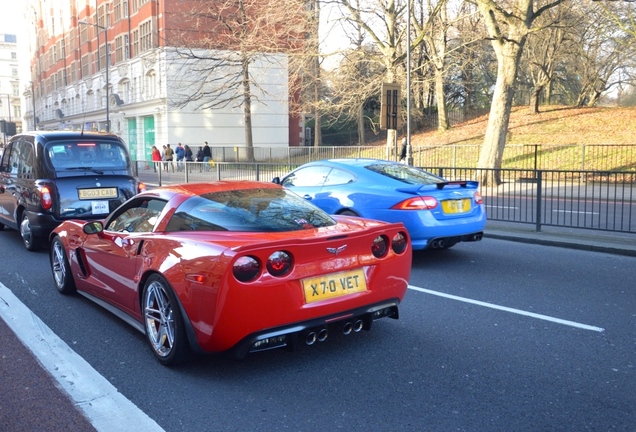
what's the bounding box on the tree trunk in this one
[530,85,543,114]
[435,67,450,131]
[477,41,524,186]
[242,57,254,162]
[357,103,365,145]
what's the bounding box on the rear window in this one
[166,188,336,232]
[365,163,443,185]
[46,141,129,170]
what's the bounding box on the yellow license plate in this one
[441,198,470,214]
[302,269,367,304]
[78,188,118,200]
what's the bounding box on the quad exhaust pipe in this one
[305,328,329,345]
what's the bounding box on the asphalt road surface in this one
[1,227,634,431]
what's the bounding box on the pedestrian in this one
[184,144,193,172]
[151,145,161,172]
[164,144,174,171]
[399,137,408,162]
[196,146,204,171]
[175,143,185,171]
[203,141,212,171]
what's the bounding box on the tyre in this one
[142,274,190,366]
[339,210,359,216]
[20,213,42,251]
[50,236,76,295]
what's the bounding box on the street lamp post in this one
[79,20,109,132]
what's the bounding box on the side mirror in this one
[272,177,281,185]
[83,221,104,235]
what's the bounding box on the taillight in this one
[266,251,293,277]
[391,232,408,254]
[391,196,438,210]
[474,191,483,205]
[39,186,53,210]
[233,256,261,282]
[372,235,388,258]
[137,182,147,193]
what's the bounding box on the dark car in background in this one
[0,131,145,251]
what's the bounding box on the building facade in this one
[24,0,305,161]
[0,33,22,144]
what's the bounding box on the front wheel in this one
[20,213,42,251]
[50,236,76,295]
[143,274,190,366]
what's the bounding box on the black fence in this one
[136,161,636,234]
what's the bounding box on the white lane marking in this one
[0,283,165,432]
[408,285,605,332]
[552,210,599,215]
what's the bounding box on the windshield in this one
[46,141,129,170]
[166,188,336,232]
[365,163,443,185]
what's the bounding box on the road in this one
[1,228,635,431]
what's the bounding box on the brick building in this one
[23,0,305,161]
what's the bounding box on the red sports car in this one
[49,182,411,365]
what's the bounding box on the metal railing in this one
[182,143,636,172]
[135,161,636,234]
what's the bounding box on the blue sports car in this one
[274,159,486,251]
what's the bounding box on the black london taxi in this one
[0,131,145,251]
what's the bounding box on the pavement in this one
[1,222,635,431]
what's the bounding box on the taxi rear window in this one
[47,142,128,170]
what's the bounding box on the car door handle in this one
[303,194,312,200]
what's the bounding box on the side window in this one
[323,168,355,186]
[18,141,35,179]
[105,198,167,233]
[281,166,331,187]
[0,142,13,173]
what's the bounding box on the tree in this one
[470,0,566,185]
[167,0,307,160]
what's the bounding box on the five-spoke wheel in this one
[143,275,189,365]
[50,236,76,294]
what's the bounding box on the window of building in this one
[123,0,129,18]
[99,44,107,71]
[145,71,156,99]
[140,21,152,53]
[11,68,17,77]
[80,25,89,44]
[115,36,123,63]
[114,0,122,22]
[11,52,16,60]
[14,106,21,119]
[131,30,139,58]
[81,54,90,78]
[12,84,19,96]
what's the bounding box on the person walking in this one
[151,145,161,172]
[184,145,193,172]
[164,144,174,172]
[195,146,204,172]
[175,143,185,171]
[203,141,212,171]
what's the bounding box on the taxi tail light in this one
[391,232,408,254]
[38,185,53,210]
[233,256,261,282]
[474,191,483,205]
[391,196,438,210]
[137,182,147,193]
[372,235,388,258]
[266,251,293,277]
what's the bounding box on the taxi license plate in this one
[441,198,470,214]
[302,269,367,303]
[78,188,118,200]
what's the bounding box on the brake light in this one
[266,251,293,277]
[391,196,438,210]
[39,186,53,210]
[233,256,261,282]
[391,232,408,254]
[137,182,147,193]
[474,191,483,205]
[372,235,388,258]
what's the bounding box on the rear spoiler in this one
[396,180,479,195]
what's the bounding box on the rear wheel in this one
[339,210,359,216]
[20,213,42,251]
[143,274,190,366]
[50,236,76,294]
